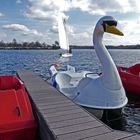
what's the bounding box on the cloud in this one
[118,19,140,45]
[72,32,90,39]
[2,24,43,36]
[70,0,106,15]
[49,22,74,34]
[3,24,29,32]
[24,0,106,22]
[49,25,58,33]
[24,0,71,21]
[69,31,91,45]
[25,0,104,21]
[16,0,22,4]
[71,0,140,15]
[0,32,7,40]
[0,12,4,17]
[117,0,140,13]
[25,0,140,22]
[120,19,140,35]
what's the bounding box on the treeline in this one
[0,39,140,49]
[108,45,140,49]
[71,45,140,49]
[0,39,60,50]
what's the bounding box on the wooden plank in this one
[29,92,63,98]
[43,108,87,118]
[45,112,90,123]
[33,95,67,102]
[83,131,135,140]
[53,120,103,135]
[57,126,112,140]
[24,84,54,93]
[121,135,140,140]
[37,100,75,110]
[33,93,67,100]
[50,116,96,129]
[33,96,64,103]
[39,105,81,114]
[35,98,72,106]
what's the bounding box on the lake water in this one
[0,49,140,134]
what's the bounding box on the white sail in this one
[58,13,69,51]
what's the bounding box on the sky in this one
[0,0,140,46]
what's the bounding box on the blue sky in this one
[0,0,140,46]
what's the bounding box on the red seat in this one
[0,76,37,140]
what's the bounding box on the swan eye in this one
[107,21,117,26]
[102,20,117,31]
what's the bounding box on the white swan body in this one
[49,16,128,119]
[58,13,72,58]
[73,16,128,109]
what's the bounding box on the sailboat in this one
[49,16,128,121]
[58,13,72,58]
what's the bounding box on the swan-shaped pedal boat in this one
[49,16,128,121]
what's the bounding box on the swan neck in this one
[93,31,122,90]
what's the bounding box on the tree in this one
[42,42,47,48]
[11,38,18,48]
[12,38,17,44]
[54,40,60,49]
[35,41,42,48]
[55,41,59,46]
[22,42,29,48]
[0,40,5,48]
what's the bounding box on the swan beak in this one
[106,25,124,36]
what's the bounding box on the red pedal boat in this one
[0,76,37,140]
[117,64,140,95]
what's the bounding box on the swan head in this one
[94,16,123,36]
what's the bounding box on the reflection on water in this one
[0,49,140,134]
[58,56,71,63]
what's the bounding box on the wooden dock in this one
[17,70,140,140]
